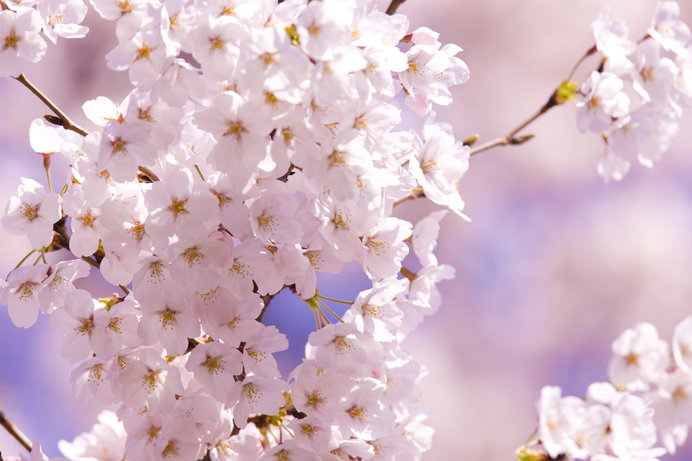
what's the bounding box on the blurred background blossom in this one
[2,0,692,459]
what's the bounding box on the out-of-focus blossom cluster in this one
[528,317,692,461]
[0,0,470,459]
[577,1,692,182]
[0,0,88,76]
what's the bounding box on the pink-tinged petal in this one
[8,293,40,328]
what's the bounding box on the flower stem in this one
[312,308,322,329]
[14,73,88,137]
[400,266,417,281]
[317,294,353,305]
[566,44,597,82]
[0,409,33,453]
[12,250,36,270]
[81,256,101,270]
[194,164,206,181]
[279,421,294,438]
[43,154,52,193]
[31,251,44,266]
[317,299,344,323]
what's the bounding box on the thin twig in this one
[469,44,597,157]
[14,74,88,137]
[468,92,558,156]
[566,45,597,82]
[0,410,33,453]
[386,0,406,14]
[257,293,273,323]
[137,165,160,182]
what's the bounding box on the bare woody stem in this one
[137,165,161,182]
[566,44,597,82]
[15,74,161,184]
[13,73,88,137]
[469,44,597,157]
[0,409,33,453]
[386,0,406,15]
[468,93,558,156]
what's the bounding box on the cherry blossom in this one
[0,8,46,77]
[2,177,61,249]
[3,1,692,460]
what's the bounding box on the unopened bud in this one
[43,114,65,127]
[463,134,480,146]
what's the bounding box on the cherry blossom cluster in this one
[1,0,470,459]
[0,0,88,76]
[524,318,692,461]
[577,1,692,182]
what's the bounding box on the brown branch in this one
[137,165,160,182]
[386,0,406,14]
[277,164,298,183]
[257,293,273,323]
[255,284,292,323]
[15,74,159,186]
[468,90,559,156]
[468,44,596,157]
[51,217,131,296]
[0,410,33,453]
[14,73,88,137]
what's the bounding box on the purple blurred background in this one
[2,0,692,459]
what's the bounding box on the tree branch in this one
[14,73,88,137]
[49,215,133,296]
[15,74,162,185]
[468,88,561,156]
[468,45,592,157]
[386,0,406,14]
[256,284,292,323]
[137,165,160,183]
[0,409,33,453]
